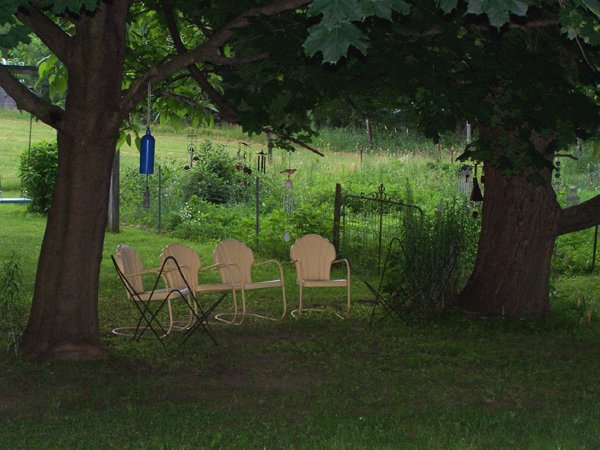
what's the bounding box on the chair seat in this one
[299,279,347,288]
[232,279,283,290]
[196,283,235,294]
[135,287,190,301]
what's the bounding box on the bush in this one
[19,140,58,214]
[181,141,252,204]
[383,200,480,322]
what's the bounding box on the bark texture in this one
[20,1,129,360]
[457,163,561,318]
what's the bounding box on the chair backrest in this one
[160,243,201,291]
[290,234,336,281]
[212,239,254,284]
[115,244,145,294]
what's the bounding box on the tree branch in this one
[160,0,239,122]
[264,127,325,157]
[209,52,269,66]
[120,0,309,114]
[0,65,64,129]
[16,5,73,66]
[557,194,600,235]
[157,91,217,115]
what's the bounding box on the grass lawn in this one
[2,109,600,448]
[1,203,600,448]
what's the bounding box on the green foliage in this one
[304,0,412,62]
[181,141,252,204]
[18,140,58,214]
[383,200,480,321]
[0,252,25,354]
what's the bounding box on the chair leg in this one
[299,284,304,315]
[346,283,351,315]
[280,283,287,320]
[237,287,247,325]
[165,299,174,335]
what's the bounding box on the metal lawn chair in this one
[212,239,286,325]
[289,234,351,318]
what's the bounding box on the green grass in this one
[3,110,600,448]
[2,178,600,449]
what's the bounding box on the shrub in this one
[181,141,251,204]
[19,140,58,214]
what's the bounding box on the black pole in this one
[158,165,162,232]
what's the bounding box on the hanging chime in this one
[140,83,155,208]
[184,130,198,170]
[257,150,267,174]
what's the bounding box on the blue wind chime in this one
[140,83,155,208]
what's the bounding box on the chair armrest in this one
[333,258,351,281]
[290,258,304,280]
[254,259,285,280]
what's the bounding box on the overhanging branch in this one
[158,91,218,115]
[120,0,309,114]
[557,194,600,235]
[0,65,64,129]
[264,128,324,157]
[16,5,73,66]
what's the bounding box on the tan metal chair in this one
[160,243,237,324]
[212,239,286,324]
[289,234,351,318]
[112,244,191,340]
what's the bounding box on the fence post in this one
[157,165,162,232]
[333,183,342,252]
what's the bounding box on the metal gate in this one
[340,184,422,275]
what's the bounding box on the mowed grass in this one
[2,111,600,448]
[2,205,600,448]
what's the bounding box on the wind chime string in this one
[141,82,154,209]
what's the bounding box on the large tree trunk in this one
[457,162,561,318]
[21,1,128,360]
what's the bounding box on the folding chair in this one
[112,244,221,346]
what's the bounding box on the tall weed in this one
[383,200,480,322]
[0,253,26,354]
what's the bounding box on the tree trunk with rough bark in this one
[457,162,561,318]
[20,2,128,360]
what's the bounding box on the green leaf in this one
[510,0,529,16]
[307,0,365,27]
[361,0,394,20]
[39,0,98,15]
[304,22,369,63]
[438,0,458,13]
[466,0,484,15]
[486,6,510,28]
[390,0,411,14]
[466,0,530,27]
